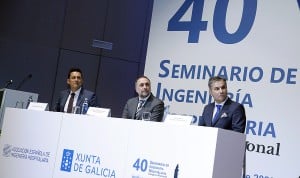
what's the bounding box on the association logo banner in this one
[0,108,62,178]
[2,144,50,163]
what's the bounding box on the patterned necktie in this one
[135,100,145,119]
[67,93,75,113]
[212,104,222,125]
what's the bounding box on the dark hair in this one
[135,75,151,85]
[67,68,83,79]
[208,76,227,88]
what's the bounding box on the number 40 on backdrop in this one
[145,0,300,177]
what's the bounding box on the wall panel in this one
[0,39,59,103]
[0,0,153,118]
[96,57,139,117]
[103,0,153,61]
[61,0,109,55]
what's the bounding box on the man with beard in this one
[122,76,164,122]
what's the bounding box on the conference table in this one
[0,108,245,178]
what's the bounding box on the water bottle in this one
[81,98,89,114]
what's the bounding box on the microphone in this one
[16,74,32,90]
[4,80,13,88]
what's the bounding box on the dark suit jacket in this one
[122,93,164,122]
[53,88,97,113]
[199,98,246,133]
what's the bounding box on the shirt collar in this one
[215,96,228,107]
[70,87,82,96]
[139,93,150,102]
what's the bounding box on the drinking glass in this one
[142,112,151,121]
[72,106,80,114]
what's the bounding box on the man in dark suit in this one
[122,76,164,122]
[53,67,97,114]
[199,76,246,133]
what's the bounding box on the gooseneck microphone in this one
[4,80,13,88]
[16,74,32,90]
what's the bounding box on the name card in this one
[164,114,193,126]
[27,102,49,111]
[87,107,111,117]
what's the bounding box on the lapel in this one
[61,90,70,108]
[211,99,231,126]
[76,89,85,106]
[142,94,153,109]
[131,97,139,119]
[207,104,215,126]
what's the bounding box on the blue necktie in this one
[212,104,222,125]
